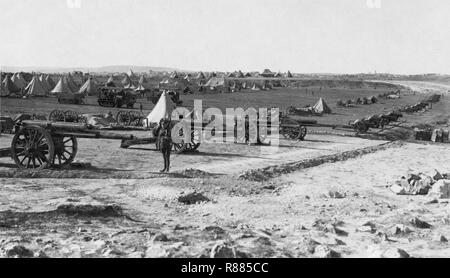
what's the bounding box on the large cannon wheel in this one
[64,110,79,123]
[116,111,131,126]
[11,126,55,169]
[184,129,201,151]
[49,110,65,122]
[298,126,307,141]
[51,136,78,168]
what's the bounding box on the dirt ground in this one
[0,81,449,258]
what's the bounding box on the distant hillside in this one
[1,65,183,74]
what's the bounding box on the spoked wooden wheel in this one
[185,129,201,151]
[64,110,79,123]
[11,126,55,169]
[51,136,78,168]
[129,112,144,127]
[298,126,307,141]
[116,111,131,126]
[49,110,65,122]
[171,125,187,154]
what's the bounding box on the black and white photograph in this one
[0,0,449,263]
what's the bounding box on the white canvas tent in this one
[143,91,176,127]
[25,76,47,97]
[39,74,51,93]
[51,77,73,94]
[11,73,27,89]
[312,98,332,114]
[78,78,97,95]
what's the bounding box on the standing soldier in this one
[158,118,172,173]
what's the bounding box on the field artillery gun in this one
[116,110,146,127]
[0,118,208,170]
[97,86,137,108]
[0,120,138,169]
[49,109,87,123]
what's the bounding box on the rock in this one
[5,245,34,258]
[407,172,421,183]
[313,245,341,258]
[328,191,346,199]
[382,248,410,258]
[428,180,450,199]
[357,225,374,233]
[203,226,226,234]
[410,217,432,229]
[210,243,235,258]
[390,183,406,195]
[145,245,168,258]
[178,192,210,205]
[432,170,444,181]
[392,224,414,235]
[433,234,448,243]
[304,239,321,254]
[333,226,348,236]
[152,233,169,242]
[34,250,49,258]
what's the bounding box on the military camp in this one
[1,0,450,260]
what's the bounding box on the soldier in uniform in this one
[158,118,172,173]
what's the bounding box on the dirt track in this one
[0,81,449,258]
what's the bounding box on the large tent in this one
[25,76,47,97]
[51,77,73,94]
[106,76,116,87]
[11,73,27,89]
[78,77,97,95]
[127,68,135,78]
[46,75,56,89]
[121,74,132,86]
[39,74,51,93]
[66,74,79,92]
[138,75,147,85]
[196,72,206,79]
[143,91,176,127]
[1,75,21,97]
[204,77,226,89]
[312,98,332,114]
[287,71,294,78]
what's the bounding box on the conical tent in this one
[124,82,136,90]
[46,75,55,89]
[25,76,47,97]
[287,71,293,78]
[127,69,135,78]
[170,71,179,79]
[51,77,73,94]
[11,72,27,89]
[138,75,147,84]
[134,84,146,92]
[106,76,116,87]
[78,78,97,95]
[237,70,245,78]
[66,74,79,92]
[143,92,176,127]
[1,75,21,97]
[39,75,51,92]
[121,74,131,86]
[312,98,332,114]
[251,83,261,91]
[196,72,205,79]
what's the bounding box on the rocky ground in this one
[0,81,449,258]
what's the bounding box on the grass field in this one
[0,85,442,128]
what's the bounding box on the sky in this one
[0,0,449,74]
